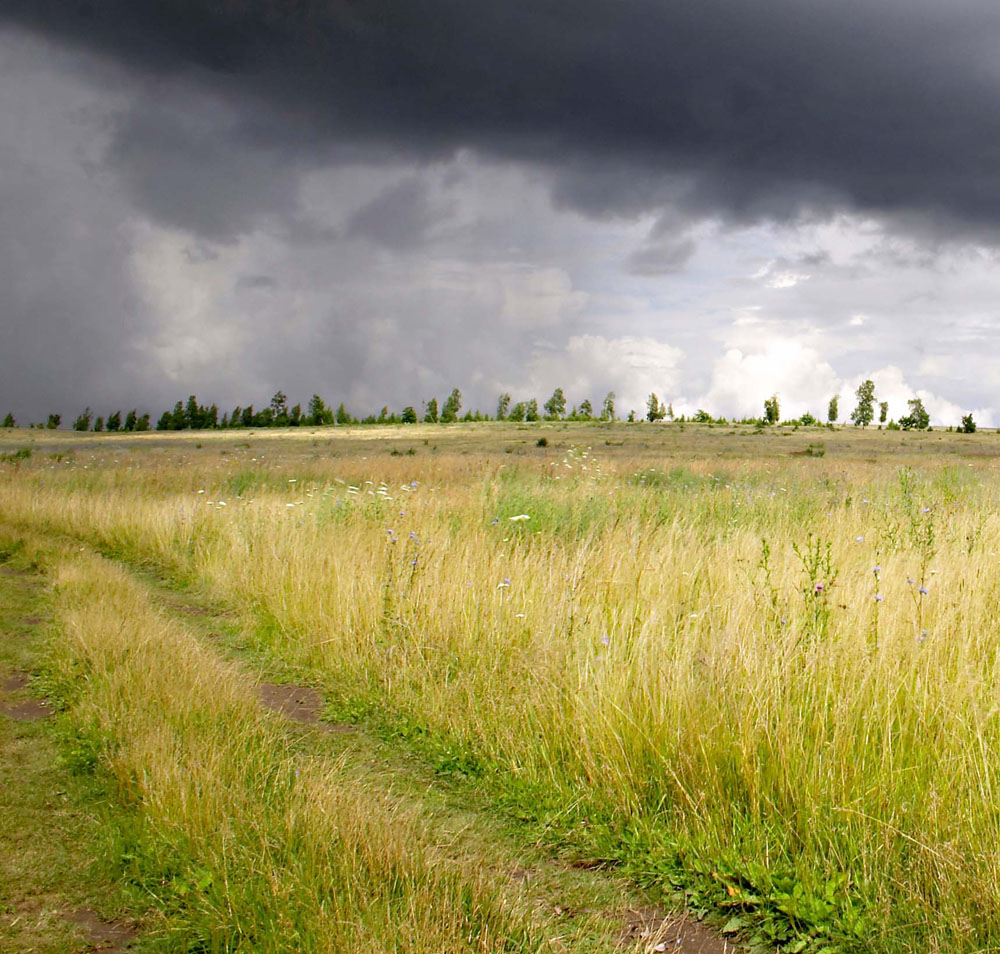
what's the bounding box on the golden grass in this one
[5,423,1000,950]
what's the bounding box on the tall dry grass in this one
[5,435,1000,950]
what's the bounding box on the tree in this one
[335,403,352,425]
[578,399,593,420]
[667,403,674,421]
[441,388,462,423]
[851,379,876,427]
[124,409,138,432]
[879,401,889,425]
[72,408,92,432]
[1,412,13,428]
[93,416,104,432]
[960,412,977,433]
[135,413,151,432]
[764,394,780,425]
[401,406,418,424]
[646,393,666,422]
[496,393,511,420]
[544,387,566,420]
[827,395,839,423]
[155,411,171,431]
[289,404,302,426]
[241,405,255,428]
[107,410,122,432]
[524,398,539,422]
[899,397,930,430]
[307,394,332,426]
[423,398,439,423]
[601,392,616,421]
[46,413,61,429]
[508,401,526,422]
[270,392,289,427]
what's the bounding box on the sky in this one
[2,1,1000,425]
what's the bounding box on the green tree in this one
[46,413,61,429]
[107,410,122,432]
[578,398,593,420]
[335,403,352,425]
[879,401,889,425]
[72,408,92,431]
[496,393,511,420]
[1,412,13,428]
[544,387,566,420]
[135,413,150,432]
[401,406,418,424]
[270,392,289,427]
[764,394,780,425]
[441,388,462,423]
[241,405,255,427]
[646,393,665,422]
[960,412,977,433]
[124,409,138,432]
[422,398,438,423]
[524,398,539,422]
[307,394,332,426]
[93,416,104,432]
[155,411,171,431]
[289,404,302,426]
[508,401,526,422]
[601,392,616,421]
[851,379,876,427]
[899,397,930,430]
[827,395,839,423]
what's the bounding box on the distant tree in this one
[601,392,616,421]
[879,401,889,425]
[627,409,636,422]
[524,398,539,422]
[1,412,13,428]
[124,409,138,432]
[851,379,876,427]
[135,413,150,432]
[544,387,567,420]
[899,397,930,430]
[496,393,511,421]
[46,413,61,429]
[960,412,977,433]
[377,406,390,423]
[578,398,593,420]
[335,403,352,425]
[423,398,439,423]
[441,388,462,423]
[508,401,526,422]
[692,409,713,423]
[646,393,666,422]
[798,411,819,426]
[72,408,92,432]
[666,403,675,421]
[241,405,255,428]
[170,401,186,430]
[93,416,104,432]
[307,394,333,426]
[401,406,418,424]
[155,411,171,431]
[827,395,839,423]
[763,394,780,425]
[107,410,122,432]
[268,391,289,427]
[289,403,302,426]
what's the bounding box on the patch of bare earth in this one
[1,671,52,721]
[64,907,138,952]
[620,908,739,953]
[255,682,355,734]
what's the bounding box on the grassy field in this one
[3,419,1000,952]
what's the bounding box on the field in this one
[2,420,1000,953]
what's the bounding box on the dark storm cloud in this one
[346,179,442,250]
[8,0,1000,236]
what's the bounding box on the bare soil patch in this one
[620,908,738,953]
[255,682,355,734]
[1,670,51,721]
[64,907,138,952]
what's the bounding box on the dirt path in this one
[0,557,148,953]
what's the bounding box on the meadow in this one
[2,419,1000,953]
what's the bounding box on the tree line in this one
[0,381,978,432]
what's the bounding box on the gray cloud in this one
[7,0,1000,236]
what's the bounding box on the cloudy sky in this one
[3,1,1000,425]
